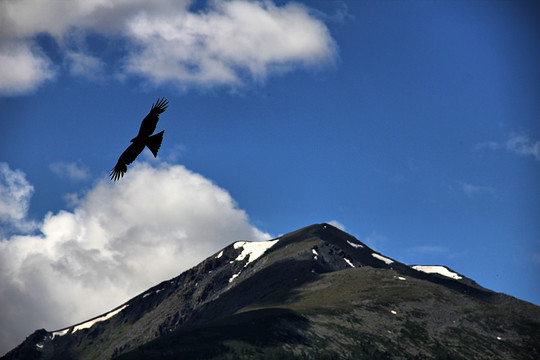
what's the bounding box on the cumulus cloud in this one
[0,162,270,354]
[124,1,336,86]
[0,0,337,95]
[49,161,90,181]
[0,41,55,95]
[0,0,186,38]
[0,162,37,235]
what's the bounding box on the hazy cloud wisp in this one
[49,162,90,181]
[505,134,540,161]
[459,182,495,198]
[476,133,540,161]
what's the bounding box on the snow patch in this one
[344,258,355,268]
[72,305,129,333]
[412,265,462,280]
[216,250,224,259]
[142,288,164,298]
[372,253,394,265]
[397,276,406,281]
[229,271,241,283]
[36,343,44,349]
[234,239,279,267]
[390,310,397,315]
[51,328,69,339]
[312,248,319,256]
[347,240,363,249]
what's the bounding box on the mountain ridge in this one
[3,223,540,360]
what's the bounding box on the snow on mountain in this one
[371,253,394,265]
[343,258,355,268]
[226,239,279,282]
[50,304,130,338]
[72,305,129,333]
[412,265,463,280]
[50,329,68,340]
[347,240,363,248]
[233,239,279,266]
[228,271,241,283]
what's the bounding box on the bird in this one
[110,98,168,181]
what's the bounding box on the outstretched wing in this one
[136,98,168,138]
[110,142,145,181]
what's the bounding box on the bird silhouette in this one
[110,98,168,181]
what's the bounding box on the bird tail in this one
[146,130,164,157]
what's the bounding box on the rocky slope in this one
[3,223,539,359]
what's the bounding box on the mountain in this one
[3,223,539,360]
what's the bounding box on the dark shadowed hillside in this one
[3,224,540,360]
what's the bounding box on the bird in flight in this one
[110,98,168,181]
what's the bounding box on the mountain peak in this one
[3,224,539,360]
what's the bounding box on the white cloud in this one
[0,0,336,95]
[0,41,55,95]
[0,163,37,234]
[49,162,90,181]
[505,134,540,161]
[327,220,346,231]
[460,182,495,198]
[125,0,336,86]
[0,162,270,354]
[65,51,105,81]
[476,133,540,161]
[0,0,188,38]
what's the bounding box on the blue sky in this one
[1,0,539,353]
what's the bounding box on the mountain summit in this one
[3,223,539,359]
